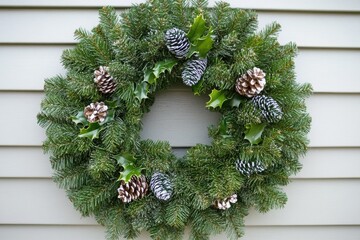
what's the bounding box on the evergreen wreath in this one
[37,0,312,239]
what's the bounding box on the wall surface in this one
[0,0,360,239]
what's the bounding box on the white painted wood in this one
[1,9,360,48]
[0,91,359,147]
[0,179,359,225]
[1,0,360,12]
[295,49,360,93]
[2,147,359,179]
[0,46,67,91]
[2,46,360,93]
[245,179,360,225]
[296,148,360,179]
[306,94,360,147]
[1,225,360,240]
[0,92,46,146]
[0,147,51,178]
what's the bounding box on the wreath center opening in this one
[141,84,220,155]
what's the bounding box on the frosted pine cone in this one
[83,102,108,123]
[94,66,117,94]
[117,175,148,203]
[164,28,190,58]
[150,172,173,201]
[235,67,266,98]
[252,95,283,123]
[235,160,265,176]
[213,194,238,210]
[182,58,207,86]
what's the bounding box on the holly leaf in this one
[134,81,149,101]
[244,123,266,145]
[144,70,157,85]
[187,14,207,42]
[186,14,214,58]
[116,153,143,183]
[119,165,143,183]
[152,59,177,79]
[72,111,87,125]
[117,152,136,166]
[206,89,229,109]
[79,122,101,140]
[228,94,242,108]
[188,30,214,59]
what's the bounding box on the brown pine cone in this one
[213,194,238,210]
[117,175,149,203]
[83,102,108,123]
[235,67,266,98]
[94,66,117,94]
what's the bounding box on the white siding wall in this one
[0,1,359,239]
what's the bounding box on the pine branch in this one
[165,199,190,228]
[68,182,117,216]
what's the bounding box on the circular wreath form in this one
[38,1,312,239]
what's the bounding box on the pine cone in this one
[252,95,283,123]
[83,102,108,123]
[150,172,173,201]
[235,67,266,98]
[164,28,190,58]
[94,66,117,94]
[235,160,265,176]
[182,58,207,86]
[213,194,238,210]
[117,175,148,203]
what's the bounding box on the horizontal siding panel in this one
[1,0,360,12]
[306,94,360,147]
[297,148,360,179]
[295,49,360,93]
[0,45,67,91]
[0,179,359,225]
[1,147,359,179]
[0,147,51,178]
[1,10,360,48]
[1,226,360,240]
[0,226,106,240]
[0,92,359,147]
[2,46,359,93]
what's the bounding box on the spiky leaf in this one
[206,89,229,109]
[244,123,266,145]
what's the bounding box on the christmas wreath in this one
[37,1,311,239]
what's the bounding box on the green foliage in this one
[116,153,143,183]
[206,89,229,109]
[37,1,312,240]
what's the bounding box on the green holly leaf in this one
[187,14,207,42]
[187,14,214,58]
[134,81,149,101]
[188,30,214,59]
[72,111,87,125]
[116,153,143,183]
[244,123,267,145]
[228,94,242,108]
[152,59,177,79]
[206,89,229,109]
[117,152,136,166]
[79,122,101,140]
[144,70,157,84]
